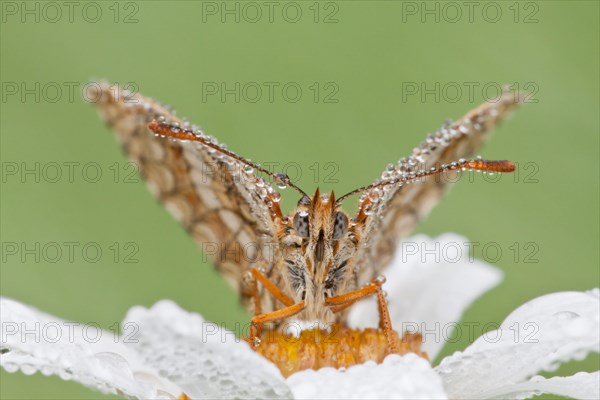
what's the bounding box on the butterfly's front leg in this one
[326,276,399,353]
[244,267,301,346]
[325,276,386,310]
[248,267,295,308]
[247,301,306,347]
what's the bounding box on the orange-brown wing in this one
[353,91,524,284]
[88,82,281,306]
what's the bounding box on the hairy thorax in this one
[273,190,360,325]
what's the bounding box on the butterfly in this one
[89,82,521,374]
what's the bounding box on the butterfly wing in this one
[89,83,281,308]
[352,91,525,284]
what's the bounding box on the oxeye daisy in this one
[2,235,598,400]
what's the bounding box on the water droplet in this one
[381,170,393,180]
[3,362,18,373]
[271,192,281,203]
[40,365,53,376]
[553,311,580,320]
[369,189,381,202]
[21,364,37,375]
[59,369,73,380]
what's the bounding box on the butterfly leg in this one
[245,270,262,317]
[374,280,400,353]
[325,277,384,308]
[247,301,306,347]
[249,267,294,307]
[244,267,299,346]
[326,276,399,353]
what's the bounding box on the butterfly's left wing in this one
[351,91,525,285]
[88,82,283,310]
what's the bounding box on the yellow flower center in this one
[256,325,427,377]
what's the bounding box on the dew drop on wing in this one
[271,192,282,203]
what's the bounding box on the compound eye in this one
[293,211,310,238]
[332,211,348,240]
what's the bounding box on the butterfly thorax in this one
[276,189,359,323]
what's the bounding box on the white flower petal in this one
[286,353,447,399]
[348,233,503,359]
[0,297,180,399]
[484,371,600,400]
[436,289,600,399]
[123,300,292,399]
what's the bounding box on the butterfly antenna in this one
[336,159,516,205]
[148,121,309,198]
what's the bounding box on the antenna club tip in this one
[504,161,516,172]
[147,121,194,141]
[465,160,516,173]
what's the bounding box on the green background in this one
[1,1,598,398]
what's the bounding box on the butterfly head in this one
[292,188,349,267]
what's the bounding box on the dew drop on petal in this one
[59,369,73,380]
[3,362,18,373]
[21,364,37,375]
[553,311,580,320]
[40,365,53,376]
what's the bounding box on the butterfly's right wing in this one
[351,91,525,285]
[88,83,282,309]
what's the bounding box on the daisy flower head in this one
[2,235,598,399]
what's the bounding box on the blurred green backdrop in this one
[1,1,598,398]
